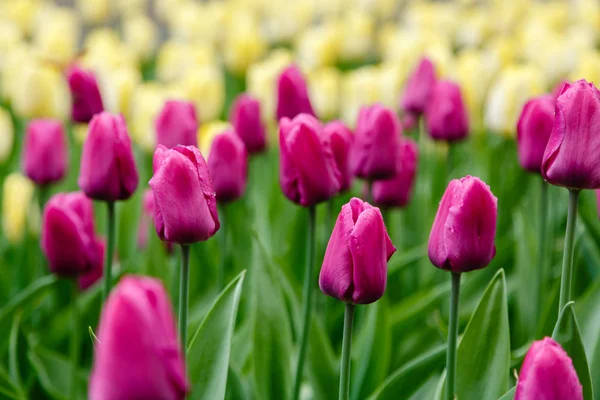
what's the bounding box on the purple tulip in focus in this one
[323,121,354,193]
[150,145,220,244]
[319,197,396,304]
[155,100,198,149]
[428,176,497,273]
[424,80,469,142]
[400,57,437,116]
[78,112,139,201]
[22,119,68,186]
[208,131,248,203]
[89,275,189,400]
[66,64,104,123]
[229,93,267,154]
[515,337,583,400]
[372,138,418,208]
[517,95,555,173]
[276,65,315,120]
[279,114,341,207]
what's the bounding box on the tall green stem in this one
[292,206,316,400]
[339,303,355,400]
[537,179,548,321]
[102,201,115,303]
[558,190,579,315]
[69,280,79,400]
[179,244,190,359]
[446,272,461,400]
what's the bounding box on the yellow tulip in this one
[0,19,23,63]
[174,66,225,122]
[115,0,148,18]
[340,66,382,126]
[33,6,79,66]
[378,63,405,110]
[0,0,41,37]
[156,41,217,83]
[570,51,600,85]
[223,14,267,76]
[262,0,313,44]
[308,68,341,121]
[129,83,170,153]
[168,1,225,44]
[97,66,141,121]
[81,28,138,72]
[296,23,340,71]
[76,0,111,25]
[2,173,35,245]
[1,44,30,102]
[338,11,375,63]
[0,107,14,163]
[454,8,491,49]
[198,121,231,157]
[123,14,158,62]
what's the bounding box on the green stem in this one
[102,201,116,304]
[558,189,579,315]
[69,280,79,400]
[446,272,461,400]
[179,244,190,360]
[292,206,317,400]
[537,179,548,322]
[339,303,355,400]
[218,204,227,290]
[37,185,49,274]
[447,144,454,178]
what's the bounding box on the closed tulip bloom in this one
[276,65,316,120]
[208,131,248,203]
[515,337,583,400]
[89,276,189,400]
[78,239,105,291]
[424,80,469,142]
[428,176,497,273]
[319,197,396,304]
[542,80,600,189]
[324,121,354,193]
[22,119,68,186]
[279,114,341,206]
[229,93,266,153]
[350,104,402,180]
[78,112,139,201]
[517,95,555,173]
[150,145,220,243]
[155,100,198,149]
[372,138,418,208]
[400,57,437,115]
[66,65,104,123]
[42,192,100,278]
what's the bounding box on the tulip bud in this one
[424,80,469,142]
[42,192,100,278]
[350,104,402,180]
[372,138,418,208]
[428,176,497,273]
[78,112,139,202]
[400,57,437,116]
[22,119,68,186]
[323,121,354,193]
[207,131,248,203]
[66,65,105,124]
[229,93,266,154]
[155,100,198,149]
[515,337,583,400]
[279,114,341,206]
[276,65,315,120]
[517,95,555,173]
[319,197,396,304]
[89,275,189,400]
[2,173,35,244]
[542,80,600,190]
[78,239,105,291]
[149,145,220,244]
[0,107,14,163]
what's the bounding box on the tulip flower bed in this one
[1,1,600,400]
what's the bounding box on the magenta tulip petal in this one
[400,57,437,115]
[276,65,315,120]
[230,93,266,153]
[517,95,555,173]
[155,100,198,149]
[372,138,418,208]
[208,131,248,203]
[67,64,104,123]
[424,80,469,142]
[22,119,68,186]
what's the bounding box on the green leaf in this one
[368,344,446,400]
[307,317,338,400]
[552,302,594,400]
[352,300,391,400]
[390,282,450,335]
[0,365,26,400]
[0,275,57,325]
[575,278,600,396]
[88,326,99,346]
[387,245,427,275]
[497,387,516,400]
[187,271,246,400]
[8,312,22,389]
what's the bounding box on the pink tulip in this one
[372,138,418,208]
[276,65,315,120]
[207,131,248,203]
[155,100,198,149]
[517,95,555,173]
[424,80,469,142]
[78,239,105,291]
[66,65,104,123]
[323,121,354,193]
[400,57,437,116]
[22,119,68,186]
[229,93,267,153]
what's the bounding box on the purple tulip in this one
[276,65,315,120]
[149,145,220,244]
[350,104,402,180]
[279,113,341,207]
[89,275,189,400]
[78,239,105,291]
[552,80,569,100]
[229,93,266,154]
[372,138,418,208]
[401,112,418,131]
[517,95,555,173]
[78,112,139,202]
[400,57,437,116]
[66,65,104,123]
[207,131,248,203]
[428,176,497,273]
[155,100,198,149]
[42,192,101,278]
[515,337,583,400]
[542,79,600,190]
[323,121,354,193]
[22,119,68,186]
[424,80,469,142]
[319,197,396,304]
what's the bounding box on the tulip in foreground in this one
[319,197,396,400]
[400,57,437,116]
[208,131,248,203]
[229,93,267,154]
[66,64,104,123]
[276,65,315,120]
[428,176,497,400]
[22,119,68,187]
[155,100,198,149]
[424,80,469,142]
[515,337,583,400]
[89,276,189,400]
[372,138,418,208]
